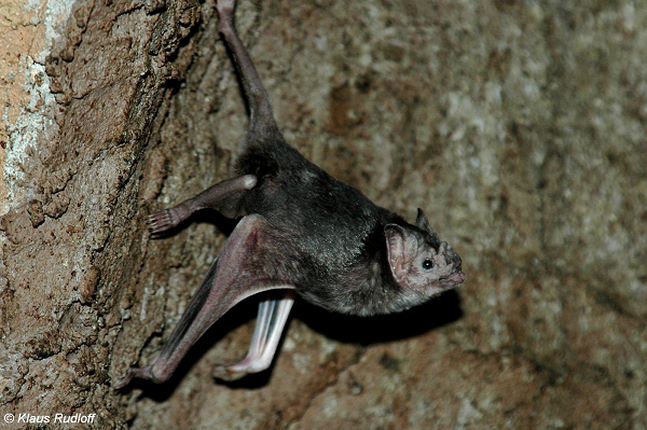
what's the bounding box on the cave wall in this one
[1,0,645,428]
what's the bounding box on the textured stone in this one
[1,0,645,428]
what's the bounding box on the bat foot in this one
[148,210,174,234]
[147,207,188,234]
[217,0,236,14]
[217,0,236,30]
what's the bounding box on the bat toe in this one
[147,210,176,234]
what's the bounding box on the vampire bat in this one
[115,0,465,388]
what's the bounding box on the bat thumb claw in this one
[212,364,248,382]
[114,369,135,389]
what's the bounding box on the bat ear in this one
[385,224,418,283]
[415,208,432,233]
[415,208,440,245]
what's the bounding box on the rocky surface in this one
[1,0,645,428]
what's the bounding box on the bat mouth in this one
[439,259,465,289]
[451,268,466,283]
[440,269,465,289]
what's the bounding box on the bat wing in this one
[213,290,295,380]
[116,214,296,387]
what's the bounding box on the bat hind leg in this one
[214,290,295,380]
[148,174,257,234]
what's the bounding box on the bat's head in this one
[385,209,465,308]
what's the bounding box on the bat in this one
[115,0,465,388]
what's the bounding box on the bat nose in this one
[443,246,462,272]
[453,261,462,273]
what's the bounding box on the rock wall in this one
[1,0,645,428]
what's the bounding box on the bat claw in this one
[217,0,236,14]
[114,369,135,389]
[147,208,183,234]
[212,364,249,382]
[114,364,167,387]
[147,211,169,233]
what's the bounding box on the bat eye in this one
[422,259,434,270]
